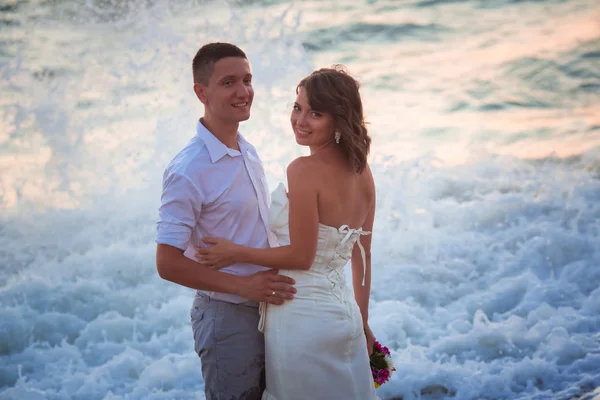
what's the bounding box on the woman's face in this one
[290,87,336,148]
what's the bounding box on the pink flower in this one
[369,340,395,388]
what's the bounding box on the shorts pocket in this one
[191,307,207,356]
[190,306,204,321]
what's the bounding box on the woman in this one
[197,66,378,400]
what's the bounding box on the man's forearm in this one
[156,244,243,294]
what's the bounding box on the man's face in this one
[196,57,253,123]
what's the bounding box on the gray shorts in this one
[191,294,265,400]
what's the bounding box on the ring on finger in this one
[271,290,276,296]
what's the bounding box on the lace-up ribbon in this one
[258,224,372,333]
[338,225,371,286]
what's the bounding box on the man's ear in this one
[194,83,208,105]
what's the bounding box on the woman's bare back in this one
[307,152,375,231]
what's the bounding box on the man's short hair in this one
[192,43,247,85]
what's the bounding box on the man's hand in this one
[237,269,296,305]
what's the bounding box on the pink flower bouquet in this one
[370,340,396,388]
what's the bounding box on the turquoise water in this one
[1,0,599,399]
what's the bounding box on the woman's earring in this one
[334,131,341,144]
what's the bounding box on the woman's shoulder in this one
[285,156,327,192]
[362,162,374,183]
[360,162,376,194]
[286,155,321,175]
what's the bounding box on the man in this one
[155,42,296,400]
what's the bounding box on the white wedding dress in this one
[260,183,379,400]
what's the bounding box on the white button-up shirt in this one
[156,120,277,303]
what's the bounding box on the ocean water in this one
[1,0,599,399]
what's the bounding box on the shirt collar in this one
[196,120,249,163]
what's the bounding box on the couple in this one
[155,42,379,400]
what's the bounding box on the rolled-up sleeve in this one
[156,170,202,250]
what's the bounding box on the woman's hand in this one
[364,323,376,356]
[195,238,238,270]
